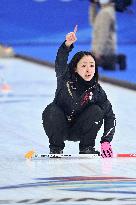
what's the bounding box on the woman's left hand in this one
[101,142,113,158]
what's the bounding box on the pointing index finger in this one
[74,25,78,34]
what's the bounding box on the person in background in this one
[0,45,14,93]
[89,0,126,70]
[0,45,14,58]
[42,26,116,158]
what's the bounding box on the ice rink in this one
[0,58,136,205]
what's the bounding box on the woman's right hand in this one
[65,25,78,47]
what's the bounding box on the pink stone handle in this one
[101,142,113,158]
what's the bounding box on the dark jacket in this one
[53,42,116,143]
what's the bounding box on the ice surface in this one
[0,58,136,204]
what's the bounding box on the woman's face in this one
[75,55,95,81]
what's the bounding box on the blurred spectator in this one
[0,45,13,94]
[115,0,133,12]
[89,0,126,70]
[89,0,100,26]
[0,45,14,58]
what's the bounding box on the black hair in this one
[68,51,99,82]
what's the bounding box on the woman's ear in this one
[75,67,77,73]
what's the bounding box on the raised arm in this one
[55,25,78,78]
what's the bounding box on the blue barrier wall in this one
[0,0,136,84]
[0,0,90,44]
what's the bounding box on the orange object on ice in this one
[1,83,12,93]
[25,150,35,159]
